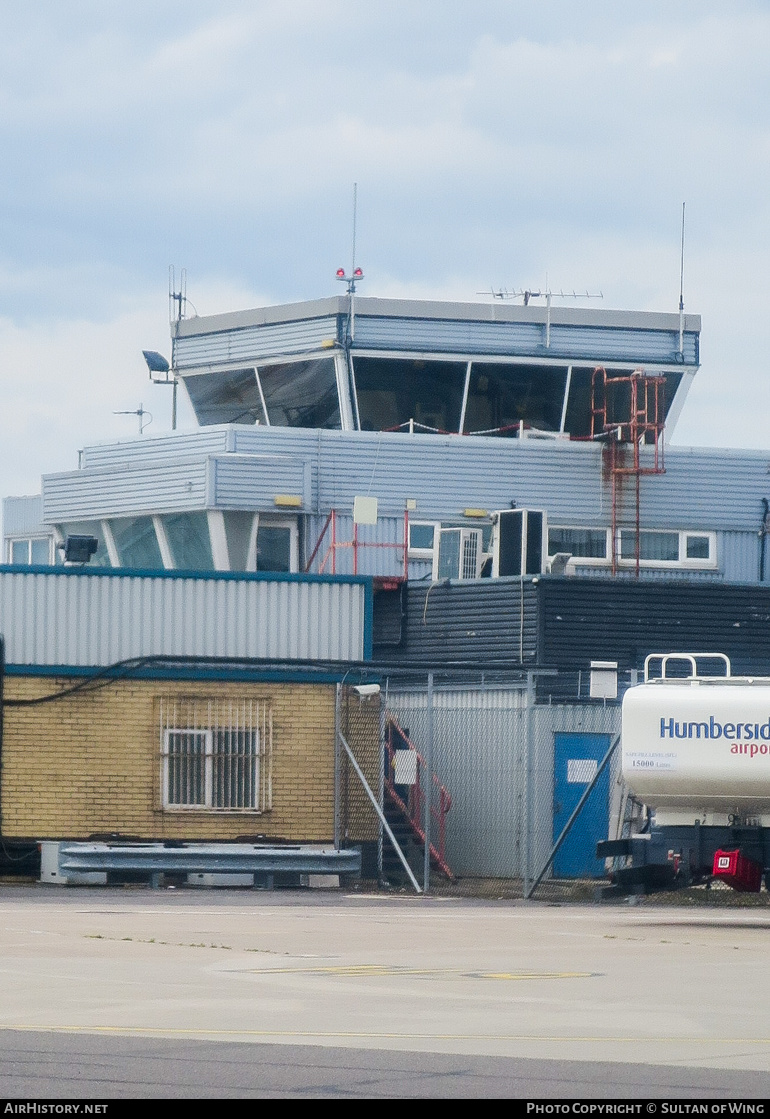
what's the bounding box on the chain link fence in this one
[335,670,626,898]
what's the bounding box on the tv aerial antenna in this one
[114,403,152,435]
[477,285,603,347]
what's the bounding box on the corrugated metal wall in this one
[304,512,409,578]
[387,684,620,878]
[40,427,770,559]
[173,316,339,369]
[719,530,761,583]
[0,569,368,667]
[171,308,697,370]
[211,455,311,510]
[354,316,698,366]
[3,496,45,535]
[389,578,539,664]
[375,576,770,675]
[538,577,770,673]
[81,429,232,469]
[42,460,210,521]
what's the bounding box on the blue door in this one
[552,732,611,878]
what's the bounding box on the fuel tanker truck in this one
[599,653,770,895]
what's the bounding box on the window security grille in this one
[160,698,272,811]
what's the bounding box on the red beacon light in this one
[353,267,363,279]
[336,268,346,279]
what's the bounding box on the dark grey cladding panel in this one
[375,577,539,665]
[372,585,406,648]
[538,577,770,673]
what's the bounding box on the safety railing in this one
[305,508,409,578]
[384,714,454,879]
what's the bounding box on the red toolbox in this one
[712,849,763,892]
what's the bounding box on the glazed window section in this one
[8,537,52,565]
[562,367,684,439]
[183,360,340,428]
[463,364,567,435]
[164,512,214,571]
[548,528,608,560]
[620,530,679,562]
[547,527,715,567]
[110,517,163,569]
[618,530,715,566]
[184,368,266,426]
[353,358,466,433]
[685,534,711,560]
[223,511,255,572]
[256,526,292,572]
[258,359,340,429]
[408,522,437,555]
[161,698,272,812]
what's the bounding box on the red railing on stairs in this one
[384,714,454,880]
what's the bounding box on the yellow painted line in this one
[244,965,593,980]
[0,1025,769,1044]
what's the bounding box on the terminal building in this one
[7,291,770,882]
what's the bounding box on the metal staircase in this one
[383,715,454,882]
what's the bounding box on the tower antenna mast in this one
[678,202,686,357]
[335,184,365,428]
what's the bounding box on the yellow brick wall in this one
[1,675,344,842]
[339,687,381,843]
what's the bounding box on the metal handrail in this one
[384,715,454,878]
[644,652,732,682]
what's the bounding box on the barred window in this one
[160,698,272,812]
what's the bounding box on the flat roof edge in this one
[0,562,371,587]
[174,296,701,338]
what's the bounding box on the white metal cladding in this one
[211,454,311,509]
[173,317,339,369]
[0,570,366,666]
[313,432,605,521]
[3,496,45,535]
[719,530,762,583]
[36,425,770,548]
[42,459,209,522]
[548,326,697,365]
[352,316,698,366]
[304,512,407,577]
[81,429,232,469]
[387,689,620,877]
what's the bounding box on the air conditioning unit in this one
[434,528,483,581]
[491,509,547,577]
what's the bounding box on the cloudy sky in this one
[1,1,769,500]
